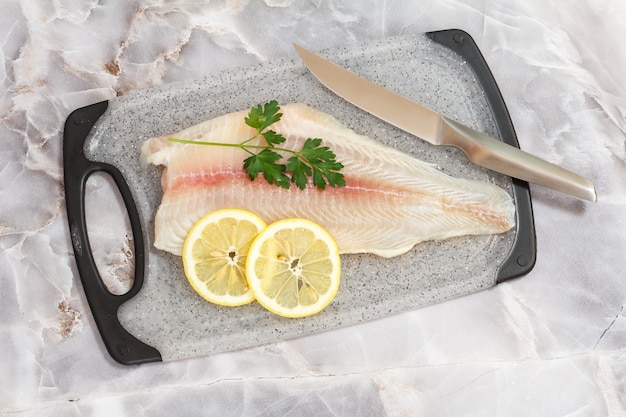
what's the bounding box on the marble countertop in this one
[2,1,625,415]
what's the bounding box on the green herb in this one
[168,100,345,190]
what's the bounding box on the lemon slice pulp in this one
[246,218,341,318]
[182,209,267,306]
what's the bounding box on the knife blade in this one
[294,44,597,202]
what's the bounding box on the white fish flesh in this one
[141,103,515,258]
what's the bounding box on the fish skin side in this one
[141,103,516,258]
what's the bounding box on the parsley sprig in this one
[168,100,345,190]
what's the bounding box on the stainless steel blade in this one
[294,44,597,202]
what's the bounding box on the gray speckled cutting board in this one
[84,33,517,361]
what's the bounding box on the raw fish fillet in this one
[141,103,515,258]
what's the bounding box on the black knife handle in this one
[63,100,161,365]
[428,29,537,282]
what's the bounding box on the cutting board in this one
[63,29,535,365]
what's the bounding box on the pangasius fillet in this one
[141,103,515,258]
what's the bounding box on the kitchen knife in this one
[294,44,597,202]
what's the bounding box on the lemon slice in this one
[246,218,341,318]
[182,209,267,306]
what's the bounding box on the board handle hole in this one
[84,172,135,295]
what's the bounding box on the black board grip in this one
[427,29,537,282]
[63,101,162,365]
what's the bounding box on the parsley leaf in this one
[286,155,312,190]
[245,100,282,133]
[287,138,345,190]
[262,130,286,147]
[243,149,290,188]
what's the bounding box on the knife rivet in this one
[516,255,529,267]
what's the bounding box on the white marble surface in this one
[1,0,625,415]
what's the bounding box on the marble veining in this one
[1,0,625,415]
